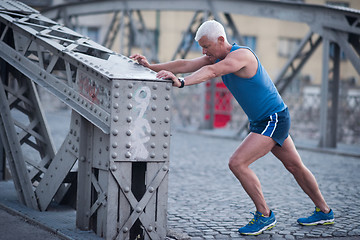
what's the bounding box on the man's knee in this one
[228,154,246,173]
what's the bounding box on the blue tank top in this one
[221,44,286,122]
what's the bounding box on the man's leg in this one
[271,136,330,213]
[228,132,276,216]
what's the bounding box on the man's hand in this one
[157,70,182,87]
[130,54,150,68]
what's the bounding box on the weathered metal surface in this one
[0,0,171,239]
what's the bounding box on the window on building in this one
[242,36,257,52]
[184,34,257,52]
[75,26,100,43]
[278,37,301,58]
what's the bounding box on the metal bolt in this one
[165,95,170,100]
[152,94,157,100]
[114,83,120,88]
[151,143,156,148]
[152,84,158,90]
[123,227,129,233]
[125,152,131,158]
[126,143,131,148]
[163,153,168,159]
[127,104,133,110]
[124,186,130,193]
[147,226,153,232]
[163,165,168,171]
[136,207,142,213]
[163,143,168,149]
[148,187,154,193]
[127,93,132,99]
[151,105,157,111]
[110,165,117,171]
[164,117,170,123]
[113,116,119,122]
[112,142,118,148]
[151,117,156,123]
[112,129,118,136]
[126,130,132,136]
[165,105,170,111]
[111,152,117,159]
[164,131,169,137]
[126,117,132,123]
[114,92,120,98]
[150,153,155,158]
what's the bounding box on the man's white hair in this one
[195,20,228,42]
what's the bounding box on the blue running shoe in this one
[238,210,276,235]
[297,207,335,226]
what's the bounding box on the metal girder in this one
[1,1,172,238]
[275,31,323,95]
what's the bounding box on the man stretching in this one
[131,20,334,235]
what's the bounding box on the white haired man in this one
[130,20,334,236]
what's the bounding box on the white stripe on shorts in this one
[261,113,278,137]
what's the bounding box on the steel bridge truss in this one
[0,1,172,239]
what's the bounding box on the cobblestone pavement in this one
[1,110,359,240]
[167,132,360,239]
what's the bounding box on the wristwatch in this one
[178,77,185,88]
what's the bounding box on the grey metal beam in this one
[319,38,330,148]
[42,0,360,35]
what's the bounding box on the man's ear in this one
[217,36,225,44]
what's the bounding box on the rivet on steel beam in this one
[113,103,119,109]
[126,143,131,148]
[150,143,155,148]
[151,117,156,123]
[163,165,168,171]
[126,130,132,136]
[112,142,118,148]
[165,105,170,111]
[125,152,131,158]
[163,143,168,149]
[128,83,133,89]
[166,85,171,91]
[163,153,168,159]
[165,95,170,101]
[112,129,118,136]
[164,117,170,123]
[147,226,153,232]
[150,153,155,158]
[136,207,142,213]
[113,116,119,122]
[151,131,156,136]
[110,165,117,171]
[164,131,169,137]
[114,92,120,98]
[148,187,154,193]
[127,93,132,99]
[124,186,130,193]
[152,85,158,90]
[152,94,157,100]
[151,105,157,111]
[123,227,129,233]
[114,83,120,88]
[111,152,117,159]
[126,117,132,123]
[127,104,133,110]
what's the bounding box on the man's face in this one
[198,36,219,62]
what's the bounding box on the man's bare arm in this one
[130,54,212,74]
